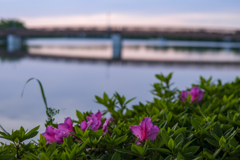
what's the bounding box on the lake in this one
[0,38,240,142]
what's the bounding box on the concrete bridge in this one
[0,26,240,58]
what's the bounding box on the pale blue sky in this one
[0,0,240,28]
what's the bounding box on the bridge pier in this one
[111,34,122,60]
[7,34,22,52]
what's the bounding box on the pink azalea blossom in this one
[103,118,110,134]
[42,126,57,144]
[80,111,102,132]
[92,110,102,120]
[58,117,74,133]
[53,129,71,143]
[42,117,74,144]
[180,91,190,102]
[80,120,88,131]
[180,86,204,102]
[190,86,204,102]
[129,117,160,144]
[53,117,74,143]
[86,115,101,131]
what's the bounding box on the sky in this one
[0,0,240,29]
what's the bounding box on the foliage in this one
[21,78,60,127]
[1,73,240,159]
[0,19,25,29]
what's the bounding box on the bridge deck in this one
[0,26,240,40]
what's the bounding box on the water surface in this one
[0,38,240,142]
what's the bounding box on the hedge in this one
[1,73,240,160]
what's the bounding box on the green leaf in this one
[24,125,40,140]
[175,133,184,148]
[167,112,172,122]
[148,148,171,154]
[174,128,187,136]
[39,153,50,160]
[182,139,195,151]
[168,138,175,151]
[219,136,226,146]
[229,137,238,148]
[21,78,48,109]
[125,97,136,105]
[113,127,121,136]
[184,146,200,155]
[78,138,89,153]
[111,152,121,160]
[212,148,221,159]
[69,144,78,159]
[164,155,172,160]
[131,144,144,156]
[115,149,138,157]
[213,122,223,138]
[211,132,220,141]
[191,118,200,131]
[161,129,170,145]
[203,150,213,159]
[0,155,15,160]
[177,152,185,160]
[76,110,84,122]
[0,125,10,136]
[205,138,219,147]
[114,135,128,146]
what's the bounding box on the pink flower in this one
[53,129,71,143]
[103,118,110,134]
[92,110,102,120]
[190,86,204,102]
[42,126,57,144]
[180,91,190,102]
[80,120,88,132]
[129,117,160,144]
[80,111,102,132]
[54,117,74,143]
[58,117,74,134]
[42,117,74,144]
[180,86,204,102]
[86,115,101,131]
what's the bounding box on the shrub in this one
[0,19,25,29]
[1,73,240,160]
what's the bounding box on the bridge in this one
[1,26,240,58]
[1,26,240,39]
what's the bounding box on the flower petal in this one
[196,90,204,102]
[42,126,57,144]
[103,118,110,134]
[54,129,69,143]
[191,86,204,102]
[180,91,190,102]
[64,117,73,128]
[86,116,92,122]
[140,117,153,141]
[146,125,160,141]
[135,141,141,145]
[80,120,88,131]
[95,110,102,120]
[129,125,142,141]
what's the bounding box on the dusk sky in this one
[0,0,240,29]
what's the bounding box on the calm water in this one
[25,38,240,62]
[0,38,240,142]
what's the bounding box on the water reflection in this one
[28,46,112,59]
[122,46,240,62]
[24,38,240,62]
